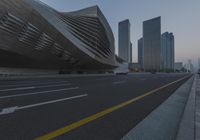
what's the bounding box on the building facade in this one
[184,59,194,73]
[130,42,132,63]
[138,38,143,68]
[0,0,118,71]
[198,58,200,69]
[161,32,175,70]
[143,17,161,71]
[118,19,131,63]
[174,62,183,71]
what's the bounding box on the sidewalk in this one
[177,75,200,140]
[196,76,200,140]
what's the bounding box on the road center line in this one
[0,94,88,115]
[35,75,189,140]
[0,87,79,99]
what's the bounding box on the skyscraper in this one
[138,38,143,67]
[130,42,132,63]
[118,19,131,63]
[161,32,175,70]
[170,33,175,70]
[143,17,161,71]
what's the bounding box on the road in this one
[0,73,190,140]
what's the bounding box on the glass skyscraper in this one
[138,38,143,68]
[161,32,175,70]
[118,19,131,63]
[143,17,161,71]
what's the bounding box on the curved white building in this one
[0,0,118,71]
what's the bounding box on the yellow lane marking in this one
[36,75,189,140]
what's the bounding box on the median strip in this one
[35,75,190,140]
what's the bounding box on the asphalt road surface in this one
[0,73,190,140]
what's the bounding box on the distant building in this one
[138,38,143,68]
[129,63,141,72]
[118,19,131,63]
[143,17,161,71]
[198,58,200,69]
[161,32,175,70]
[130,42,132,63]
[184,59,194,73]
[174,62,183,71]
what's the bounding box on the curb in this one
[176,75,196,140]
[195,76,200,140]
[121,76,194,140]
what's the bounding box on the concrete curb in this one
[121,76,194,140]
[176,75,196,140]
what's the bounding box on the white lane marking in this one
[0,83,71,92]
[0,87,79,99]
[0,94,88,115]
[0,80,69,88]
[0,106,18,115]
[113,81,126,84]
[0,87,35,92]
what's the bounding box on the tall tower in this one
[130,42,132,63]
[169,33,175,70]
[143,17,161,72]
[118,19,131,63]
[138,38,143,67]
[161,32,175,70]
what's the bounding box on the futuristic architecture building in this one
[143,17,161,72]
[118,19,131,63]
[0,0,118,71]
[161,32,175,70]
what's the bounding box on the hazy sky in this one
[40,0,200,66]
